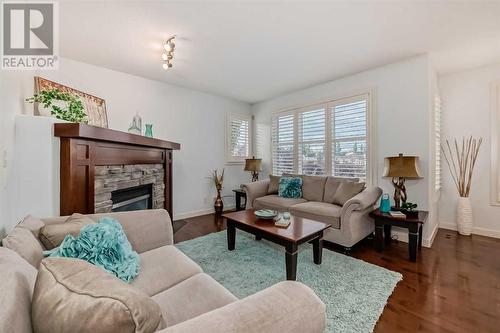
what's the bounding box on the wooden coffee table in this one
[222,209,331,280]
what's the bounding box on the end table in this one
[232,189,246,211]
[369,208,428,262]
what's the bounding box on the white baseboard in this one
[173,205,236,221]
[388,222,438,248]
[439,221,500,239]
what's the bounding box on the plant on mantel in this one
[441,136,482,235]
[26,88,88,123]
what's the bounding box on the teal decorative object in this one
[278,176,302,198]
[380,193,391,213]
[177,231,402,333]
[145,124,153,138]
[44,217,140,283]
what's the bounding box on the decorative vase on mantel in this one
[457,196,473,235]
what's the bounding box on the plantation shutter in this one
[298,107,326,175]
[331,96,368,180]
[227,114,250,163]
[272,113,295,175]
[434,95,442,191]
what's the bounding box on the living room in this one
[1,1,499,333]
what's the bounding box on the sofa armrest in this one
[341,186,382,216]
[160,281,325,333]
[241,179,270,209]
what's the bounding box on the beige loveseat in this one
[242,175,382,249]
[0,209,326,333]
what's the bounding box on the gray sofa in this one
[0,209,326,333]
[242,175,382,248]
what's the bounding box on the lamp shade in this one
[244,157,262,172]
[383,154,422,178]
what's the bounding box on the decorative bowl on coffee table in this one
[254,209,278,220]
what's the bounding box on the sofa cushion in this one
[0,247,38,333]
[131,245,203,296]
[32,257,166,333]
[323,176,359,203]
[332,181,366,206]
[2,216,45,267]
[278,176,303,198]
[39,213,95,250]
[254,195,307,211]
[302,175,327,202]
[152,273,237,327]
[267,174,280,194]
[290,202,341,229]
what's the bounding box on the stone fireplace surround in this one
[94,164,165,213]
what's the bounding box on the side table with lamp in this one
[371,154,429,262]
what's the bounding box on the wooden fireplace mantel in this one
[54,123,180,150]
[54,123,180,218]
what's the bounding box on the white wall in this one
[0,70,34,237]
[0,58,252,233]
[252,55,439,246]
[439,62,500,238]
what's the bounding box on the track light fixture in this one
[162,36,175,70]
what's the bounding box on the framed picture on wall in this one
[34,76,109,128]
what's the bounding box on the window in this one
[298,106,326,175]
[226,113,251,163]
[271,93,371,182]
[331,97,368,179]
[271,112,295,174]
[434,95,442,191]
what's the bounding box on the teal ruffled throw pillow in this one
[44,217,140,283]
[279,176,303,198]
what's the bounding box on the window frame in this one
[271,92,374,185]
[225,112,252,164]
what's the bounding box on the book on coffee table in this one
[274,216,290,228]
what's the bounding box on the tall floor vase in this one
[214,190,224,215]
[457,197,473,236]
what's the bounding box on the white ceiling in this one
[59,1,500,103]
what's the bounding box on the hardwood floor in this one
[173,213,500,333]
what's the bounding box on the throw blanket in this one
[44,217,140,283]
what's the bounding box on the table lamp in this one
[383,153,422,209]
[244,156,262,182]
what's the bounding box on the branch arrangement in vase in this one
[212,169,225,214]
[441,136,482,197]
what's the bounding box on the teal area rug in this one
[177,231,402,333]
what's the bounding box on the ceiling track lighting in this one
[162,36,176,70]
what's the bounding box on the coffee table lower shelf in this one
[226,219,325,281]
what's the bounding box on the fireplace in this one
[111,184,153,212]
[54,123,180,217]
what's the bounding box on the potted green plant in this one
[400,202,418,218]
[26,88,88,123]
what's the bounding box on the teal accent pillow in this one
[44,217,140,283]
[279,176,303,198]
